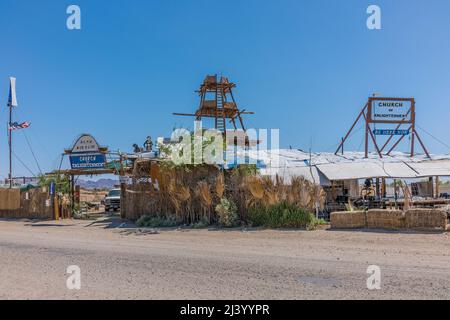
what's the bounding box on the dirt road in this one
[0,218,449,300]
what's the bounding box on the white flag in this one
[8,77,18,107]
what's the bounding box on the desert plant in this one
[308,184,327,217]
[136,215,180,228]
[261,176,279,206]
[248,202,316,229]
[197,181,213,222]
[192,217,210,229]
[306,217,327,231]
[245,176,265,208]
[215,198,238,227]
[215,173,225,199]
[399,181,412,211]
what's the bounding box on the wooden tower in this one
[174,75,254,137]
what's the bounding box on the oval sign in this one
[71,134,101,154]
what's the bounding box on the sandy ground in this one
[80,189,106,203]
[0,217,450,300]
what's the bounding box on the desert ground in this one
[0,217,449,300]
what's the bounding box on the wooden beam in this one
[380,109,412,152]
[335,103,368,155]
[386,125,412,156]
[173,113,198,117]
[414,129,431,159]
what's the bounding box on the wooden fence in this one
[0,188,53,219]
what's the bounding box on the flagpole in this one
[8,101,12,189]
[7,77,18,189]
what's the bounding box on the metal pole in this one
[8,104,12,188]
[365,109,370,158]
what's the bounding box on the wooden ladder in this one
[216,84,226,132]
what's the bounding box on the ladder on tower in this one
[216,84,226,133]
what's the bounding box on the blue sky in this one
[0,0,450,178]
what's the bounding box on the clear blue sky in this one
[0,0,450,178]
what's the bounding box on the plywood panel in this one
[0,189,21,210]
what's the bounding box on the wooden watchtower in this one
[174,75,254,137]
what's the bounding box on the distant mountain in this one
[76,178,119,190]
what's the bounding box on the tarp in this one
[381,162,419,178]
[316,162,389,180]
[261,166,331,185]
[242,150,450,184]
[407,160,450,177]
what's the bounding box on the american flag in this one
[9,121,30,130]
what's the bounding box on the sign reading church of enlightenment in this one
[67,134,107,170]
[371,99,412,122]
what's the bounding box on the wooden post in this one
[376,178,380,199]
[428,177,433,198]
[120,154,126,219]
[435,176,440,198]
[54,195,60,220]
[410,99,416,157]
[393,179,398,209]
[381,178,385,198]
[70,175,75,219]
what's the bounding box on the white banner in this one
[8,77,18,107]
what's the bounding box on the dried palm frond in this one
[197,181,213,222]
[246,176,264,200]
[197,181,212,206]
[261,176,279,206]
[308,184,326,212]
[215,173,225,199]
[274,175,288,202]
[287,176,302,205]
[177,185,191,202]
[299,180,312,208]
[400,181,412,211]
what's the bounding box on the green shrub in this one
[215,198,239,227]
[192,217,210,229]
[306,217,327,231]
[136,215,180,228]
[248,202,318,229]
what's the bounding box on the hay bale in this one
[405,208,447,230]
[330,211,366,229]
[367,209,405,230]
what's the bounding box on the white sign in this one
[372,100,412,122]
[71,134,101,154]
